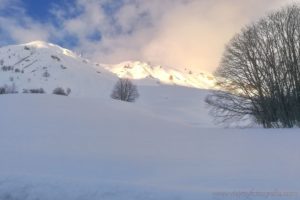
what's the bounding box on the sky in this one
[0,0,297,72]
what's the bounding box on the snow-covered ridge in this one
[106,61,216,89]
[21,40,78,58]
[0,41,216,98]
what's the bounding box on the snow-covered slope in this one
[0,94,299,200]
[0,41,216,98]
[0,41,118,97]
[106,61,216,89]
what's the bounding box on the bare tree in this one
[111,78,139,102]
[206,4,300,128]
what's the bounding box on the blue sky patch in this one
[87,30,102,42]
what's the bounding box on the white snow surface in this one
[1,94,299,200]
[106,61,216,89]
[0,42,299,200]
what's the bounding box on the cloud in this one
[0,0,298,72]
[0,0,52,43]
[60,0,297,72]
[141,0,247,72]
[0,18,50,42]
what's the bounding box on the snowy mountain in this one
[0,41,216,98]
[0,41,117,97]
[106,61,216,89]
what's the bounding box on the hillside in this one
[0,41,216,99]
[0,41,116,97]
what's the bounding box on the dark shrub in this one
[0,87,5,94]
[0,84,18,94]
[53,87,67,96]
[43,71,50,78]
[51,55,61,61]
[23,88,45,94]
